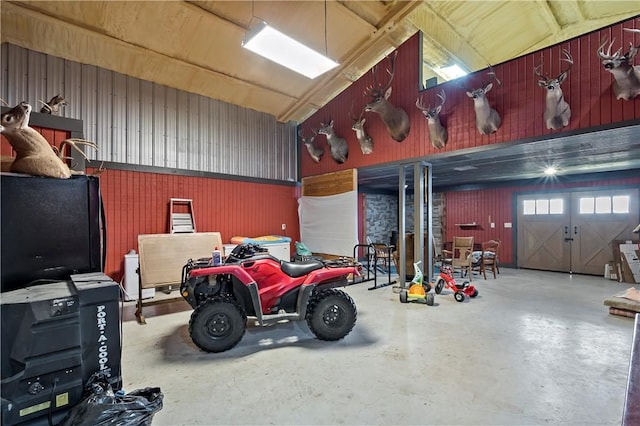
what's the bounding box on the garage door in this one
[517,188,639,275]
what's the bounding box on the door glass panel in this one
[579,197,594,214]
[612,195,630,213]
[523,200,535,215]
[536,199,549,214]
[549,198,563,214]
[595,196,611,214]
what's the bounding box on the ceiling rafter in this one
[535,0,562,33]
[277,1,421,122]
[2,2,304,103]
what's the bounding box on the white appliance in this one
[264,243,291,261]
[124,251,155,301]
[223,244,238,258]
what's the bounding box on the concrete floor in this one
[120,268,637,425]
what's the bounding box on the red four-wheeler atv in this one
[180,243,360,353]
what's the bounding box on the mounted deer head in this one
[534,49,573,130]
[350,106,373,154]
[416,89,448,150]
[317,119,348,164]
[364,51,410,142]
[462,65,502,135]
[298,128,324,163]
[597,27,640,100]
[38,94,67,115]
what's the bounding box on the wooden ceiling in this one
[2,1,638,124]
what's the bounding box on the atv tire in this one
[399,290,408,303]
[189,297,247,353]
[435,278,445,294]
[306,289,357,341]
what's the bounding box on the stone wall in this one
[364,192,444,251]
[365,194,398,245]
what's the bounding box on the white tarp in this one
[298,191,358,257]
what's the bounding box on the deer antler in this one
[533,58,548,81]
[487,64,502,87]
[415,96,429,111]
[436,89,446,106]
[319,117,333,128]
[37,99,52,112]
[560,49,573,74]
[57,138,99,162]
[416,89,446,112]
[597,36,623,60]
[535,50,573,83]
[349,102,364,123]
[364,51,398,99]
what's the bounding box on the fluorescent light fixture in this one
[453,165,478,171]
[436,64,468,81]
[242,21,339,79]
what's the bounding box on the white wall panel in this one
[96,68,113,161]
[27,50,47,110]
[187,93,200,171]
[80,64,98,160]
[165,87,177,169]
[44,55,64,109]
[126,76,140,164]
[64,60,82,120]
[198,96,210,171]
[175,91,189,170]
[1,43,298,183]
[140,80,153,166]
[112,73,127,163]
[151,84,165,167]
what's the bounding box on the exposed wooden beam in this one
[277,0,422,122]
[1,3,299,113]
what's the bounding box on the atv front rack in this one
[322,257,359,268]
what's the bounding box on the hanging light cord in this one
[324,0,328,56]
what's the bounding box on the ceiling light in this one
[453,165,478,171]
[435,64,468,81]
[242,21,339,79]
[544,166,558,176]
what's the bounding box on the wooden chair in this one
[366,237,396,273]
[442,236,474,280]
[480,239,500,279]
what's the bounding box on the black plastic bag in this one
[61,373,163,426]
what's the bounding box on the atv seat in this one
[281,259,325,278]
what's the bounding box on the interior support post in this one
[398,165,406,288]
[414,162,425,281]
[426,163,433,282]
[413,162,433,282]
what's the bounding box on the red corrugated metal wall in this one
[444,176,640,266]
[87,167,301,282]
[3,17,638,283]
[1,126,70,156]
[2,127,301,282]
[300,17,640,176]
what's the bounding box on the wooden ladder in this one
[169,198,196,233]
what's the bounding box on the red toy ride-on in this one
[180,243,360,353]
[434,264,478,302]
